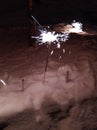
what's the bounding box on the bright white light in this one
[50,50,54,55]
[57,43,61,48]
[32,30,69,48]
[68,21,83,33]
[0,79,7,86]
[40,31,58,43]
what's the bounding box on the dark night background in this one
[0,0,97,26]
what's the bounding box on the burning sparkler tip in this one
[31,19,87,48]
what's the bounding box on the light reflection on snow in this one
[39,31,58,43]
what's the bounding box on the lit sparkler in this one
[31,20,86,48]
[31,17,86,82]
[0,79,7,87]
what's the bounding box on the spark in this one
[63,20,86,34]
[50,50,54,55]
[63,49,66,53]
[31,19,86,82]
[0,79,7,87]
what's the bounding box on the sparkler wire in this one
[31,15,43,30]
[43,44,51,82]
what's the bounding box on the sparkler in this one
[31,17,85,82]
[32,20,85,47]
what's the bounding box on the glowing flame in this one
[0,79,7,86]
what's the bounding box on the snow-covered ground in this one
[0,26,97,130]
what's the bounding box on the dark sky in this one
[0,0,97,10]
[0,0,97,25]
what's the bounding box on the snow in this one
[0,26,97,129]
